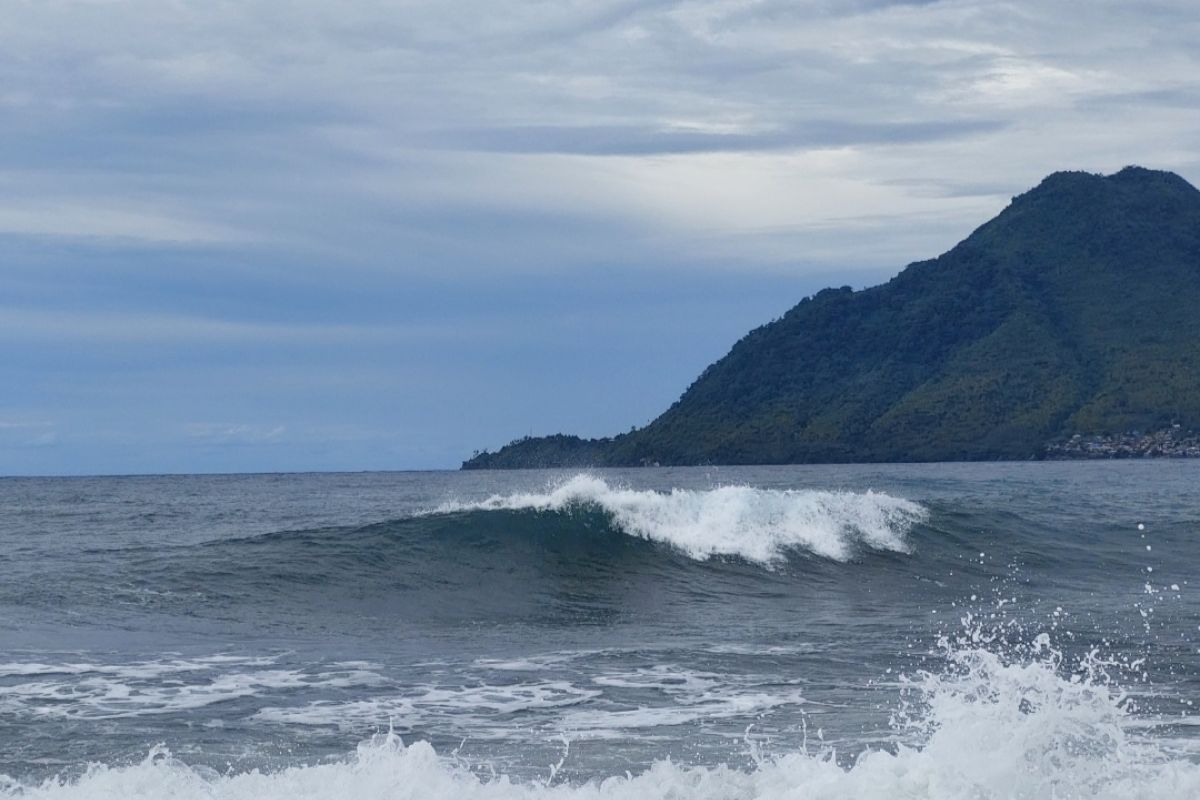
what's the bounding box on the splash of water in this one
[6,640,1199,799]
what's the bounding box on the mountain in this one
[463,166,1200,469]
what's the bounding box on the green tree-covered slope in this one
[464,167,1200,468]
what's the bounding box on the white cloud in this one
[0,420,58,448]
[0,309,478,345]
[1,0,1196,270]
[184,423,286,444]
[0,201,246,243]
[0,420,54,430]
[4,0,1200,473]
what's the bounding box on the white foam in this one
[434,475,926,563]
[589,665,723,692]
[255,681,603,734]
[254,662,812,744]
[703,643,824,656]
[472,652,595,672]
[0,655,278,680]
[0,658,385,720]
[10,646,1200,800]
[557,689,808,739]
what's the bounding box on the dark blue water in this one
[2,463,1199,798]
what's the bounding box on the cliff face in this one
[465,167,1200,469]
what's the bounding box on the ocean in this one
[1,462,1198,798]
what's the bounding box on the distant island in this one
[464,166,1200,469]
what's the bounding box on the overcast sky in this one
[3,0,1199,474]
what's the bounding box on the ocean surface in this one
[1,462,1199,798]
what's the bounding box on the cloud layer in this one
[3,0,1199,472]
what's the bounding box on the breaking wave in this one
[432,474,927,563]
[20,476,932,628]
[7,642,1198,800]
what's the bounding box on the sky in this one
[3,0,1199,475]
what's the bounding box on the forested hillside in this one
[465,167,1200,468]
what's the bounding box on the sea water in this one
[1,462,1198,798]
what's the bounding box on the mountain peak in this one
[1025,165,1195,198]
[1113,164,1162,180]
[977,165,1200,253]
[465,167,1200,469]
[1109,164,1200,195]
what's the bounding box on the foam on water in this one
[0,657,385,720]
[254,681,603,734]
[7,644,1200,800]
[434,474,927,563]
[253,662,809,742]
[0,656,277,680]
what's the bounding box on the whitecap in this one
[10,642,1200,799]
[433,474,927,563]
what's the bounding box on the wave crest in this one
[434,474,927,563]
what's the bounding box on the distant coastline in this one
[1043,427,1200,460]
[462,427,1200,469]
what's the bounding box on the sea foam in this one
[433,474,926,563]
[6,645,1198,800]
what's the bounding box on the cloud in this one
[0,420,58,448]
[3,0,1196,267]
[419,119,1007,156]
[0,308,477,345]
[184,423,287,445]
[3,0,1200,471]
[0,202,246,243]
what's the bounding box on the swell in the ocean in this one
[14,476,929,612]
